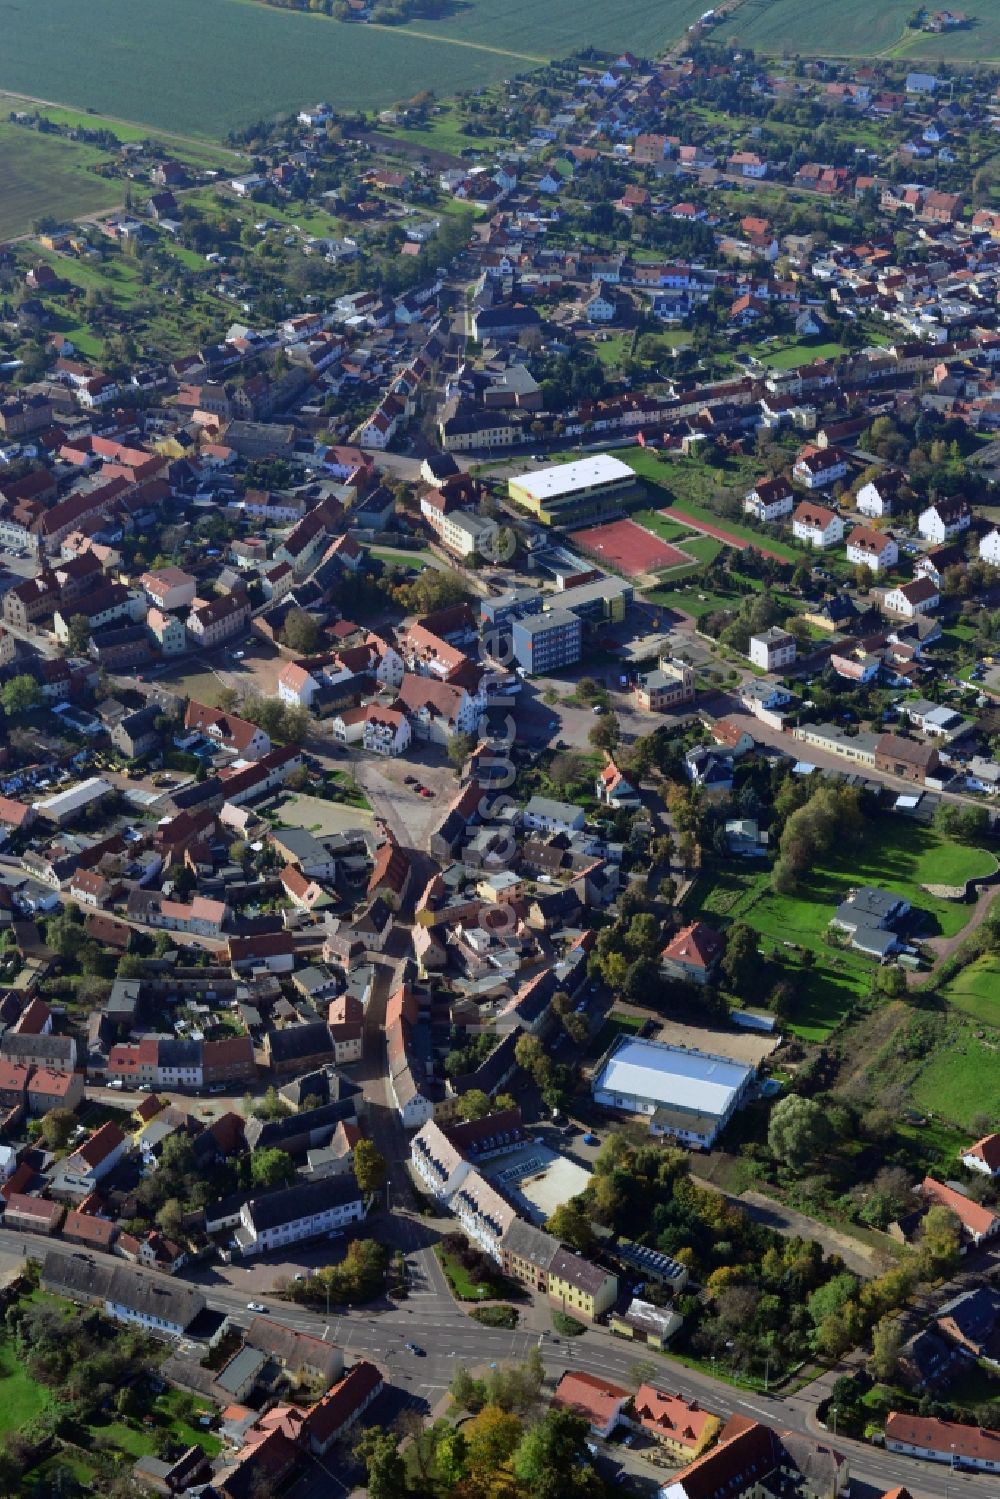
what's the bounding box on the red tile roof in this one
[964,1133,1000,1172]
[551,1371,629,1429]
[921,1177,999,1239]
[661,920,724,970]
[305,1361,383,1445]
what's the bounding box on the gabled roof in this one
[921,1176,999,1238]
[964,1132,1000,1171]
[552,1371,628,1428]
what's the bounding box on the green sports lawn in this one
[630,510,693,544]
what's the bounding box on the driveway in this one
[738,1190,886,1278]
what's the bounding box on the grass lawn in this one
[943,955,1000,1024]
[373,103,501,157]
[911,1025,1000,1131]
[592,332,634,368]
[942,1360,1000,1412]
[0,121,122,239]
[160,668,230,708]
[630,510,693,544]
[436,1245,516,1302]
[587,1009,645,1059]
[369,546,434,570]
[677,535,723,566]
[0,1337,53,1434]
[757,340,849,370]
[688,820,989,1040]
[643,581,745,619]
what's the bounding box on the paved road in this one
[11,1224,982,1499]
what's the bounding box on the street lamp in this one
[830,1406,838,1440]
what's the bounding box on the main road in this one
[9,1220,989,1499]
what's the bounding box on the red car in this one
[418,787,432,798]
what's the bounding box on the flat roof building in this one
[593,1036,754,1149]
[511,608,582,674]
[508,455,638,526]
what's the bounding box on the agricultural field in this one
[725,0,1000,62]
[0,122,122,240]
[0,0,705,139]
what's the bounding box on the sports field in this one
[571,519,692,577]
[0,0,704,137]
[0,122,122,240]
[661,507,795,564]
[725,0,1000,61]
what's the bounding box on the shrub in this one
[471,1304,519,1329]
[552,1311,587,1337]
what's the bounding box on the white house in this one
[749,627,797,672]
[918,497,970,543]
[522,795,586,836]
[236,1175,365,1257]
[363,705,411,757]
[856,471,903,518]
[883,576,940,618]
[793,445,849,489]
[792,501,844,549]
[961,1133,1000,1177]
[980,528,1000,566]
[846,526,899,574]
[54,1122,128,1197]
[743,476,794,523]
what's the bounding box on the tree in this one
[768,1095,830,1169]
[448,732,478,772]
[353,1139,387,1196]
[281,607,321,655]
[38,1109,76,1150]
[0,675,41,716]
[250,1147,295,1189]
[869,1315,902,1381]
[721,922,759,991]
[512,1408,600,1499]
[465,1404,523,1475]
[64,614,92,656]
[457,1089,493,1122]
[545,1199,594,1253]
[589,712,621,754]
[549,751,589,792]
[355,1429,407,1499]
[156,1197,186,1241]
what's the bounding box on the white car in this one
[247,1302,266,1313]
